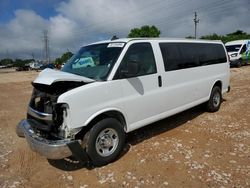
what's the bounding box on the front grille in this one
[28,88,60,132]
[30,88,57,114]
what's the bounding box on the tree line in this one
[0,58,34,67]
[128,26,250,44]
[196,30,250,43]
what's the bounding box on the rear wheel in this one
[206,86,222,112]
[84,118,125,166]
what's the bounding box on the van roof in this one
[225,39,250,46]
[89,38,223,45]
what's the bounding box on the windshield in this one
[62,43,124,80]
[226,45,242,52]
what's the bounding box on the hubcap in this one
[95,128,119,157]
[213,92,220,107]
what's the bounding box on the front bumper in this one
[229,59,239,67]
[16,119,82,159]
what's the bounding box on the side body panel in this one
[123,40,230,132]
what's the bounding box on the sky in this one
[0,0,249,60]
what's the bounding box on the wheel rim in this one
[213,92,220,107]
[95,128,119,157]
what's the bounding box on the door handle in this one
[158,76,162,87]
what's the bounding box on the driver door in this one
[114,42,163,131]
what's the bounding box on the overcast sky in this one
[0,0,249,60]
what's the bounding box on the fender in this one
[84,107,127,127]
[209,80,222,95]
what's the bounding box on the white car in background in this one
[29,62,43,70]
[225,40,250,67]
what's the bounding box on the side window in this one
[240,44,246,54]
[159,43,183,71]
[213,44,227,63]
[117,43,157,78]
[160,43,200,71]
[199,44,227,65]
[160,42,227,72]
[179,43,200,68]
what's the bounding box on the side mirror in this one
[120,61,140,78]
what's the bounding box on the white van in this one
[225,40,250,67]
[17,38,230,166]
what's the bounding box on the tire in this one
[84,118,125,166]
[237,60,242,68]
[206,86,222,112]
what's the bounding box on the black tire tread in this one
[206,86,222,112]
[85,118,125,167]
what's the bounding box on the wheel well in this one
[213,81,222,90]
[75,111,127,140]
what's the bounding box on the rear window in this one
[159,43,227,71]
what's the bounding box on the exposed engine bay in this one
[28,81,85,138]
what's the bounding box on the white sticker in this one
[107,43,125,48]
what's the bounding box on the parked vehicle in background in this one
[0,65,7,69]
[39,63,55,70]
[15,64,30,71]
[16,38,230,166]
[225,40,250,67]
[61,63,65,69]
[29,62,43,70]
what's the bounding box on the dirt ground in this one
[0,67,249,188]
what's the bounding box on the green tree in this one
[0,58,13,66]
[200,30,250,43]
[128,25,161,38]
[227,30,247,36]
[13,59,34,67]
[185,36,195,39]
[200,33,223,41]
[55,51,73,65]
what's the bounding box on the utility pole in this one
[31,52,35,60]
[43,30,50,64]
[6,50,9,59]
[194,12,199,39]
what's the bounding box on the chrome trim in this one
[28,106,53,121]
[16,119,82,159]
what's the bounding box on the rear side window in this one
[198,43,227,66]
[160,43,227,71]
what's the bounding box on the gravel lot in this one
[0,67,249,187]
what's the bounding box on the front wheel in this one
[206,86,222,112]
[237,60,242,67]
[84,118,125,166]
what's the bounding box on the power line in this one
[64,0,232,41]
[49,0,244,53]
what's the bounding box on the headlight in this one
[231,53,238,57]
[53,103,69,127]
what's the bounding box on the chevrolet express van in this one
[17,38,230,166]
[225,40,250,67]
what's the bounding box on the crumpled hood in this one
[33,68,95,85]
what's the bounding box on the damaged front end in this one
[27,81,84,139]
[16,76,91,160]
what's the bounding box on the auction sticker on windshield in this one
[107,43,125,48]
